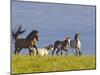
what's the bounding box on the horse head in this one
[74,33,80,40]
[48,44,54,51]
[45,44,54,51]
[26,30,39,41]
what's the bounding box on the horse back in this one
[70,39,81,49]
[54,40,62,46]
[15,39,31,48]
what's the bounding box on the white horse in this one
[70,33,82,56]
[31,44,53,56]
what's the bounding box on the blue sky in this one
[11,1,96,55]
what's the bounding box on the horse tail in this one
[12,30,17,40]
[12,25,26,40]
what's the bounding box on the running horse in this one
[52,37,70,56]
[12,28,39,56]
[70,33,82,56]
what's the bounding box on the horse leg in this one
[33,45,38,55]
[52,47,56,56]
[17,48,22,55]
[56,49,60,56]
[64,49,68,56]
[79,51,82,56]
[77,48,82,56]
[14,49,17,55]
[14,47,18,55]
[75,49,78,56]
[61,50,63,56]
[72,48,76,55]
[28,48,32,56]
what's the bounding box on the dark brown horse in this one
[52,37,70,56]
[12,29,39,56]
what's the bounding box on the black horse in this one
[52,37,70,56]
[12,26,39,55]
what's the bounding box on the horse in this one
[12,28,39,56]
[31,44,53,56]
[70,33,82,56]
[52,37,70,56]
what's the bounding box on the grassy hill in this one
[12,55,96,74]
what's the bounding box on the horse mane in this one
[74,33,80,46]
[74,33,80,40]
[26,30,39,40]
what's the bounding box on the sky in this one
[11,0,96,55]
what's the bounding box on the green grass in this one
[12,54,96,74]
